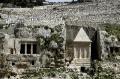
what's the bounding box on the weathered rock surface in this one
[0,0,120,78]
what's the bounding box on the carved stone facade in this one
[68,28,91,71]
[0,0,119,78]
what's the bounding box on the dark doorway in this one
[31,60,35,65]
[115,47,119,52]
[110,47,114,53]
[81,67,85,72]
[12,62,15,66]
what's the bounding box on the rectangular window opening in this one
[33,44,37,54]
[20,42,37,54]
[27,44,31,54]
[20,44,25,54]
[31,60,35,65]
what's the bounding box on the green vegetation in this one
[69,71,79,79]
[0,54,17,78]
[1,0,44,8]
[92,60,115,79]
[36,25,64,68]
[21,68,66,79]
[21,67,93,79]
[102,23,120,41]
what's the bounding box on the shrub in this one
[102,23,120,41]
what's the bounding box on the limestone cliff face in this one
[0,1,120,77]
[98,24,120,60]
[0,21,65,68]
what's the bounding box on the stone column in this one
[84,47,87,59]
[81,47,84,59]
[25,43,27,54]
[89,44,91,58]
[74,47,77,59]
[79,48,81,59]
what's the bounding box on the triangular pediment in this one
[74,27,91,42]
